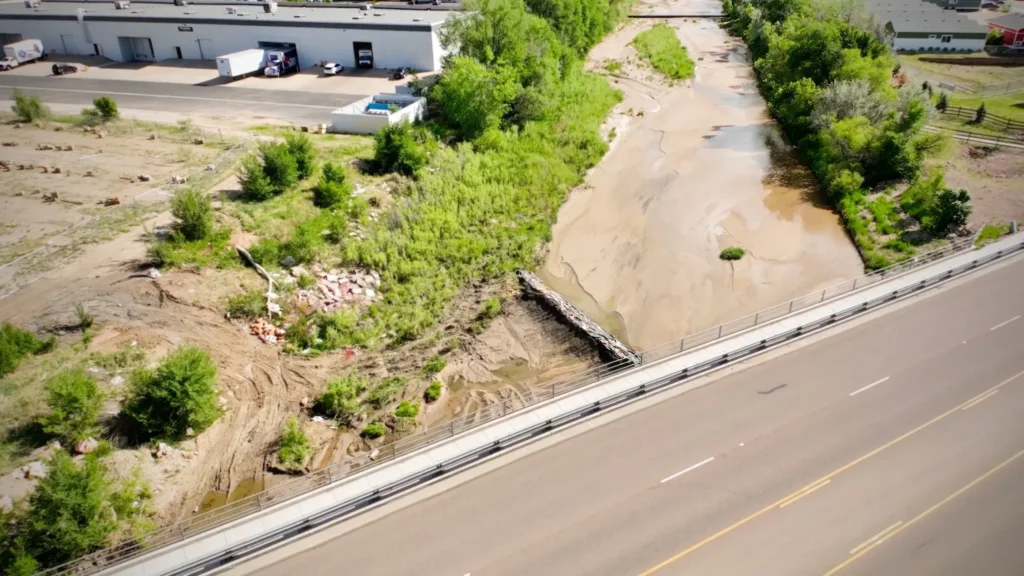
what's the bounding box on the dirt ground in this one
[540,0,863,351]
[930,140,1024,228]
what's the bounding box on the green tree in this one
[122,346,220,441]
[936,92,948,112]
[315,373,366,422]
[170,188,213,241]
[40,368,103,444]
[927,188,972,236]
[974,103,987,124]
[11,89,49,123]
[237,153,275,201]
[430,56,518,140]
[313,162,353,208]
[986,28,1004,46]
[284,133,317,180]
[259,142,299,191]
[277,417,310,470]
[371,122,428,176]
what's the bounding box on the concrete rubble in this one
[249,318,285,344]
[21,461,48,480]
[153,442,173,459]
[294,264,382,312]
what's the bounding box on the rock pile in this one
[293,264,382,312]
[250,318,285,343]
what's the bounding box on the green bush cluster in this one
[367,377,405,410]
[170,188,214,242]
[239,135,316,201]
[277,416,310,470]
[0,322,55,377]
[315,373,367,422]
[424,381,442,403]
[394,400,420,419]
[40,368,103,444]
[121,346,220,442]
[0,452,151,574]
[722,0,965,264]
[82,96,119,122]
[226,289,268,320]
[719,247,745,260]
[361,421,387,439]
[631,24,696,80]
[313,161,353,209]
[422,356,446,376]
[900,172,972,236]
[11,89,49,123]
[371,122,430,176]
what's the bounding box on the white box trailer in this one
[2,39,44,65]
[215,48,266,79]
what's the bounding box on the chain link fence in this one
[41,234,989,576]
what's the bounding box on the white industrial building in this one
[0,1,455,71]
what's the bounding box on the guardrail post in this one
[551,383,556,399]
[327,466,334,483]
[717,325,722,339]
[179,524,186,540]
[820,290,826,303]
[450,421,455,437]
[257,494,264,511]
[852,277,859,290]
[754,312,760,324]
[788,300,794,314]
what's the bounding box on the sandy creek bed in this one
[540,3,864,351]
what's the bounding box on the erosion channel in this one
[540,0,864,351]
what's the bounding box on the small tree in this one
[122,346,220,441]
[92,96,119,121]
[371,122,427,177]
[313,162,353,208]
[986,28,1004,46]
[283,133,316,180]
[315,374,366,423]
[259,142,298,191]
[170,188,213,241]
[238,154,275,201]
[11,89,49,123]
[927,188,972,236]
[935,92,948,113]
[974,103,987,124]
[0,322,54,377]
[277,416,310,470]
[40,368,103,444]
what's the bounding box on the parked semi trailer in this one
[263,47,298,77]
[216,48,265,79]
[0,39,45,71]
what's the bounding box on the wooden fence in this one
[939,106,1024,133]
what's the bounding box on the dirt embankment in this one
[541,1,864,351]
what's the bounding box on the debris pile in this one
[249,318,285,343]
[293,264,382,311]
[171,175,186,184]
[137,174,151,182]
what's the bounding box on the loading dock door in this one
[197,38,215,60]
[60,34,79,55]
[118,36,155,61]
[353,41,373,69]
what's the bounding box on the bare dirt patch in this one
[930,140,1024,228]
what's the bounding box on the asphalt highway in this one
[0,75,359,124]
[250,255,1024,576]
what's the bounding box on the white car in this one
[323,62,344,75]
[0,57,19,71]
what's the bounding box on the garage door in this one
[197,38,215,60]
[130,37,154,61]
[0,34,23,46]
[60,34,79,55]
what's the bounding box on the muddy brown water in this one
[196,477,265,515]
[541,17,863,351]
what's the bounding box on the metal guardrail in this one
[132,233,1024,576]
[42,234,992,576]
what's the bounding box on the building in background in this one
[0,1,455,72]
[868,0,988,51]
[988,13,1024,47]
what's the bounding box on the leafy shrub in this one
[429,56,517,140]
[315,373,367,421]
[11,89,49,123]
[92,96,119,121]
[631,24,695,80]
[719,247,745,260]
[280,221,324,264]
[122,346,220,442]
[313,162,353,209]
[284,133,316,180]
[371,122,428,176]
[367,377,405,410]
[423,356,446,376]
[260,142,299,191]
[170,188,213,241]
[238,154,275,201]
[394,400,419,419]
[361,421,387,439]
[927,188,971,236]
[40,368,103,444]
[226,289,267,319]
[277,417,310,469]
[867,195,899,235]
[864,250,891,270]
[882,238,916,255]
[424,381,442,403]
[0,322,54,377]
[75,302,94,330]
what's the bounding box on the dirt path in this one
[540,0,863,351]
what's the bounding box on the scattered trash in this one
[147,268,161,279]
[249,318,285,343]
[311,415,325,423]
[137,174,151,182]
[185,427,195,437]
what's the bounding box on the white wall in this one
[331,94,425,134]
[893,36,985,51]
[0,16,442,70]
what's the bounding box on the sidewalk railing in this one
[42,234,992,576]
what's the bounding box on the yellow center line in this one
[849,521,903,555]
[822,446,1024,576]
[778,479,831,509]
[961,389,999,411]
[635,368,1024,576]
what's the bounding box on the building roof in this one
[990,12,1024,31]
[0,0,456,30]
[887,12,987,34]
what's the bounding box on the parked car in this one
[322,62,344,75]
[0,57,18,71]
[51,63,79,75]
[392,67,409,80]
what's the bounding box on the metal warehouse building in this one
[0,1,455,71]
